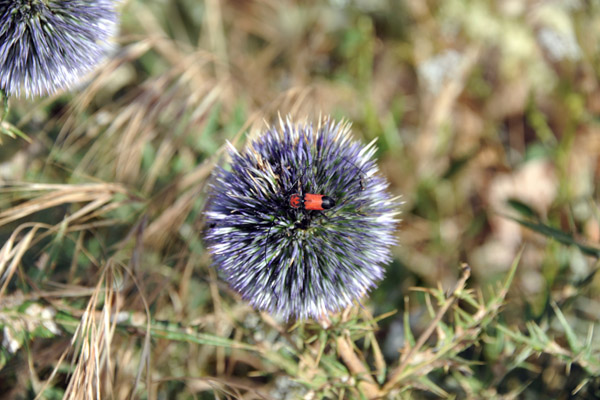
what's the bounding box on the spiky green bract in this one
[0,0,118,97]
[204,117,399,320]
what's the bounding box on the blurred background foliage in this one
[1,0,600,398]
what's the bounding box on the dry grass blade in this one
[0,224,40,299]
[144,187,201,249]
[0,183,130,299]
[54,39,156,148]
[127,271,153,400]
[56,37,230,187]
[0,183,128,227]
[59,261,121,400]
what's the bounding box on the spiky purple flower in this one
[205,118,399,320]
[0,0,119,97]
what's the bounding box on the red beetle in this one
[289,193,335,211]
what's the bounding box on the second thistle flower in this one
[0,0,119,97]
[204,117,399,320]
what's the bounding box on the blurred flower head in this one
[0,0,119,97]
[204,117,399,320]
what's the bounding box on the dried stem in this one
[336,334,381,399]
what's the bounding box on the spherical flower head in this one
[204,117,399,320]
[0,0,119,97]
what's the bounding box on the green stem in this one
[0,89,8,123]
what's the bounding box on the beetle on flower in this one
[0,0,119,97]
[204,117,399,320]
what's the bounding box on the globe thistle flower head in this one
[204,117,399,320]
[0,0,119,97]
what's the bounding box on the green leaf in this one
[506,198,539,219]
[404,299,415,347]
[442,151,475,180]
[149,324,254,350]
[551,301,580,354]
[504,215,600,258]
[416,375,448,397]
[1,120,31,143]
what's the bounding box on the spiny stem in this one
[383,263,471,392]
